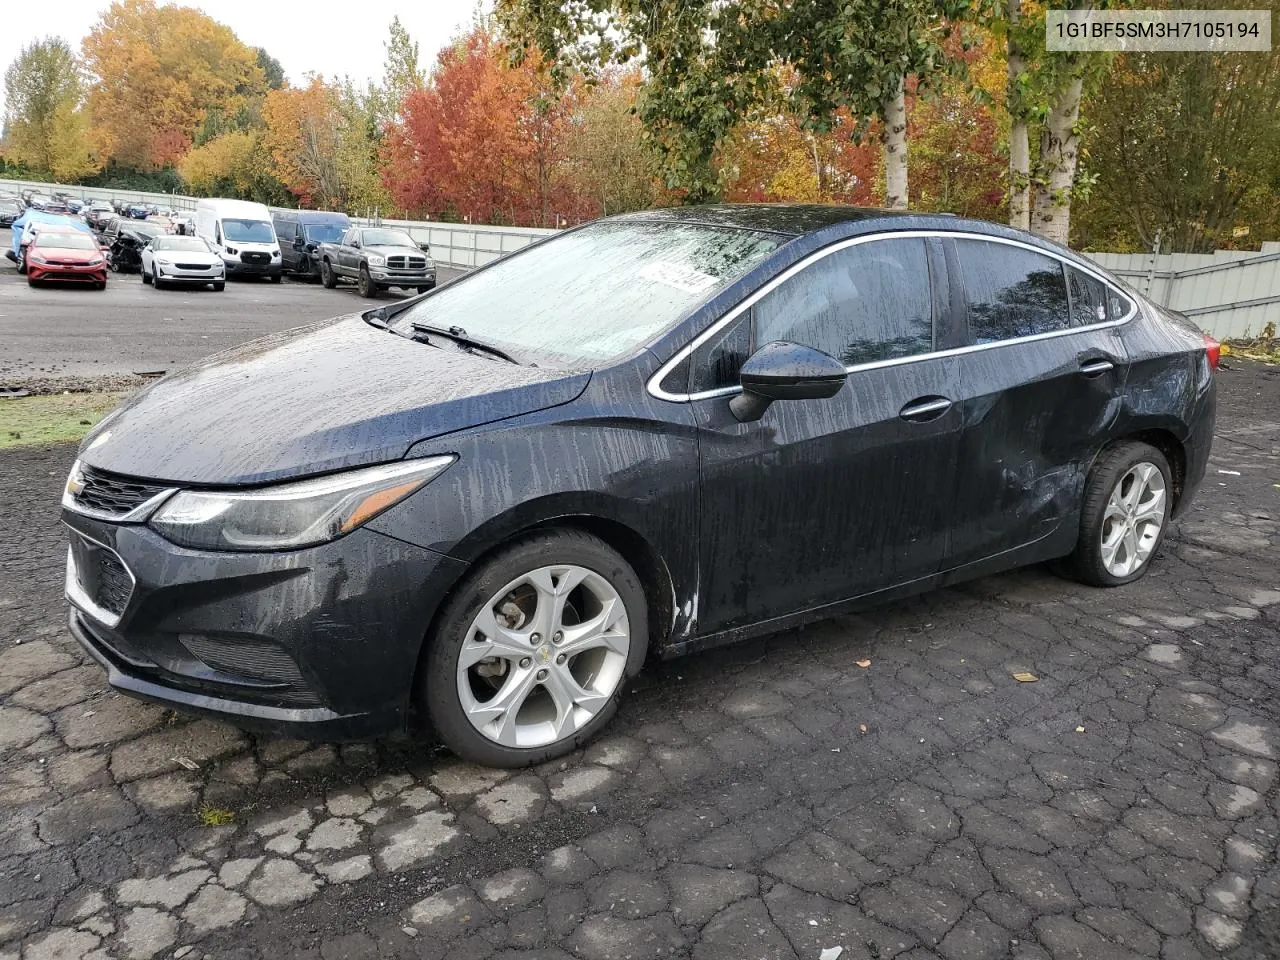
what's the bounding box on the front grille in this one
[74,464,169,518]
[179,635,321,706]
[240,251,270,264]
[386,256,426,270]
[175,263,210,270]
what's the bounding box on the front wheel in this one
[270,273,282,284]
[141,269,152,285]
[320,260,337,289]
[357,265,376,298]
[212,281,225,292]
[1062,441,1173,587]
[417,285,434,294]
[421,530,648,767]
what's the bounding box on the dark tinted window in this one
[753,237,933,367]
[692,316,752,392]
[954,240,1071,343]
[1107,287,1133,321]
[1067,266,1108,326]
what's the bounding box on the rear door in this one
[691,235,965,634]
[945,236,1130,567]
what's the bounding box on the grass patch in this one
[0,391,129,449]
[197,806,236,827]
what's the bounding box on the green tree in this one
[379,16,426,124]
[256,48,286,90]
[1077,42,1280,253]
[499,0,965,206]
[2,38,97,180]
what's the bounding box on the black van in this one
[272,210,352,278]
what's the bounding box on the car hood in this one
[79,316,591,486]
[38,246,99,261]
[365,244,425,257]
[155,250,219,263]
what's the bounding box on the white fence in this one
[0,176,199,212]
[1086,243,1280,340]
[348,216,553,268]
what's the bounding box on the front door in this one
[691,235,964,635]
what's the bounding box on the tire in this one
[1062,441,1173,587]
[154,277,166,290]
[270,273,282,284]
[27,275,39,287]
[94,281,106,290]
[421,529,648,767]
[357,265,376,298]
[417,284,434,294]
[213,281,225,292]
[17,257,26,275]
[320,260,337,289]
[142,269,152,285]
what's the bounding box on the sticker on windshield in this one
[638,261,719,294]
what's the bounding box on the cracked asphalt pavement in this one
[2,360,1279,960]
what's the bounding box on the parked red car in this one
[26,230,108,289]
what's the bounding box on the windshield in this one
[0,201,19,211]
[304,223,347,244]
[154,237,212,252]
[38,232,97,250]
[392,221,783,365]
[362,229,417,247]
[222,218,275,243]
[128,223,166,237]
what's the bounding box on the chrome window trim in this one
[65,529,137,629]
[647,229,1139,403]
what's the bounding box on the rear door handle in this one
[899,397,953,422]
[1079,359,1115,377]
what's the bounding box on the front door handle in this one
[899,397,953,422]
[1079,359,1115,377]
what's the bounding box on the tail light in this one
[1203,334,1221,372]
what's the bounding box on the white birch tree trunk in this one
[882,74,908,210]
[1007,0,1031,230]
[1031,75,1084,244]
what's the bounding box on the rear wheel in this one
[320,260,337,289]
[1062,441,1172,587]
[421,530,647,767]
[357,265,376,298]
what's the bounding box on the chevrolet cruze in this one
[62,206,1217,767]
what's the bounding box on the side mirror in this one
[293,237,305,250]
[729,340,848,423]
[351,239,360,249]
[418,242,431,253]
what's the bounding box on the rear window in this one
[953,239,1071,344]
[1067,266,1108,326]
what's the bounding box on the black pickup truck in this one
[317,226,436,298]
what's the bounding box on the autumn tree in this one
[561,70,656,215]
[2,38,98,181]
[384,25,588,226]
[263,78,343,206]
[179,129,284,202]
[82,0,267,170]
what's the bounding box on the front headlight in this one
[366,254,386,267]
[86,258,103,266]
[29,253,48,264]
[156,258,172,266]
[149,457,455,551]
[271,249,281,259]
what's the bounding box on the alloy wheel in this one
[457,564,630,749]
[1100,461,1166,578]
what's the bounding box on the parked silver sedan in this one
[140,236,226,291]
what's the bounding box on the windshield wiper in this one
[409,323,519,364]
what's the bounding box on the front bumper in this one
[29,263,106,283]
[63,509,468,739]
[224,259,281,278]
[155,264,224,284]
[369,268,436,287]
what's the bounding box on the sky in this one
[0,0,486,116]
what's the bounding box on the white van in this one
[194,199,282,282]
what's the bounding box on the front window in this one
[305,223,347,244]
[221,218,275,243]
[153,237,213,253]
[361,229,417,247]
[39,233,97,250]
[391,221,784,366]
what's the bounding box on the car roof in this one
[605,204,916,235]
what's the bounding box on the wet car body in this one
[62,206,1216,752]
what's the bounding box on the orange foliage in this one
[382,27,593,226]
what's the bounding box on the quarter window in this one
[954,240,1071,343]
[753,237,934,367]
[1067,266,1108,326]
